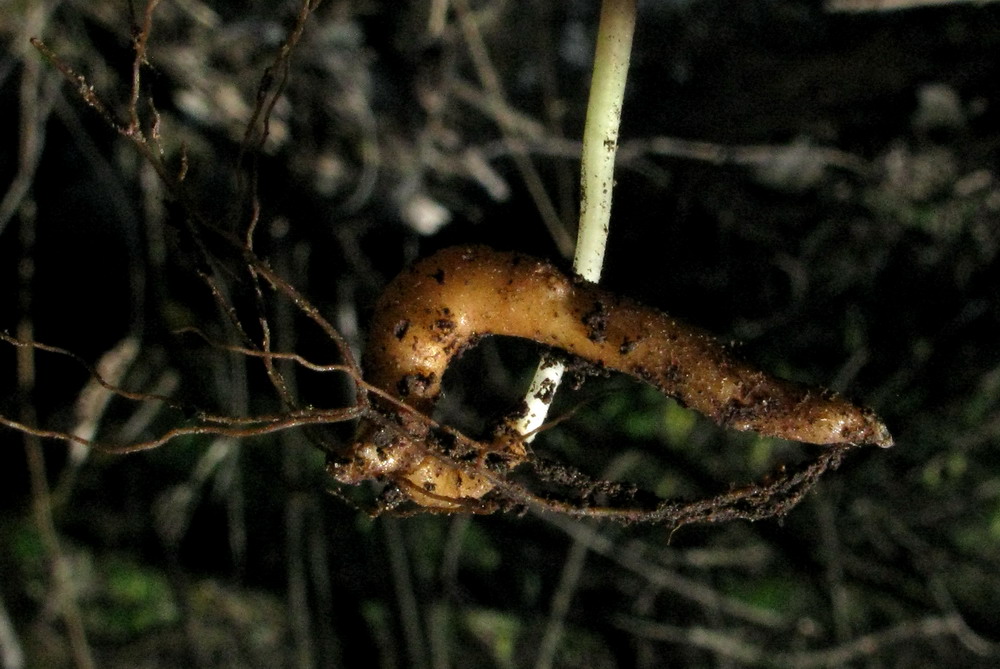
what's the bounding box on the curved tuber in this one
[329,245,892,510]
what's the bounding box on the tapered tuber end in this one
[826,403,894,448]
[845,405,892,448]
[871,417,894,448]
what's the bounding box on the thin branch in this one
[534,453,645,669]
[0,588,25,669]
[541,515,788,628]
[31,20,366,409]
[0,0,60,239]
[452,0,573,257]
[1,332,187,411]
[126,0,160,137]
[617,613,997,666]
[383,518,429,669]
[826,0,999,12]
[480,135,873,179]
[239,0,323,249]
[1,324,368,453]
[0,406,365,455]
[174,326,355,374]
[15,167,95,669]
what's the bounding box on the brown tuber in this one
[329,245,892,510]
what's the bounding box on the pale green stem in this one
[513,0,637,439]
[574,0,637,283]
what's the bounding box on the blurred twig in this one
[15,160,96,669]
[483,135,873,180]
[0,579,25,669]
[540,514,788,628]
[617,612,997,666]
[534,453,642,669]
[384,518,429,669]
[452,0,574,257]
[0,0,60,239]
[827,0,999,12]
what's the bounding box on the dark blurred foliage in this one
[2,0,1000,667]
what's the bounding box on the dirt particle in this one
[535,378,557,403]
[582,300,609,343]
[434,318,456,334]
[393,319,410,340]
[397,373,435,397]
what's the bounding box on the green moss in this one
[462,521,503,572]
[85,555,179,641]
[921,452,968,490]
[10,520,45,566]
[463,609,522,669]
[662,399,698,447]
[722,575,810,616]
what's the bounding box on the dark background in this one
[2,0,999,667]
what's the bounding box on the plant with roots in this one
[3,0,891,528]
